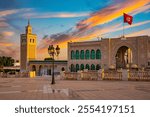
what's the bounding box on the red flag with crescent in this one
[124,13,133,25]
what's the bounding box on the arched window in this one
[71,64,75,72]
[80,50,84,59]
[61,67,65,71]
[96,64,101,70]
[91,64,95,70]
[85,50,90,59]
[80,64,84,70]
[76,50,79,59]
[71,50,75,59]
[85,64,90,70]
[91,50,95,59]
[76,64,79,72]
[39,65,42,76]
[32,65,36,71]
[96,49,101,59]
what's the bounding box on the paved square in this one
[0,77,150,100]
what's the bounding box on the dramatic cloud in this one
[126,28,150,37]
[0,9,20,17]
[0,45,19,59]
[1,31,14,37]
[0,31,14,41]
[22,12,90,19]
[76,0,150,30]
[0,42,13,47]
[131,4,150,15]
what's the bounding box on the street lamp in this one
[48,45,60,84]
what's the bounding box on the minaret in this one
[20,20,37,71]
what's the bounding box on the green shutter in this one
[85,50,90,59]
[91,50,95,59]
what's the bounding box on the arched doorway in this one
[39,65,42,76]
[32,65,36,71]
[115,46,133,68]
[71,64,75,72]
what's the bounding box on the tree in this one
[0,56,15,67]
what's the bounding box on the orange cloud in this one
[37,0,150,60]
[0,42,14,47]
[77,0,150,29]
[2,31,14,37]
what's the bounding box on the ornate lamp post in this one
[48,45,60,84]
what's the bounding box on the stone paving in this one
[0,77,150,100]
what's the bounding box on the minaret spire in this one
[26,19,32,34]
[28,19,30,26]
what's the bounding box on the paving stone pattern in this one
[0,77,150,100]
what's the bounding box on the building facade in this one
[20,21,67,76]
[29,60,67,76]
[20,20,37,71]
[68,36,150,72]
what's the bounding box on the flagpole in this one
[123,13,125,37]
[123,21,124,37]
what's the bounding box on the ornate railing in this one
[64,72,78,80]
[64,71,99,80]
[128,71,150,81]
[0,72,29,78]
[103,71,122,80]
[80,71,98,80]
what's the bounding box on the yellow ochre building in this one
[20,20,67,75]
[20,20,37,71]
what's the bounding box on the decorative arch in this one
[96,49,101,59]
[91,64,95,70]
[85,50,90,59]
[76,50,79,59]
[85,64,90,70]
[61,67,65,71]
[71,50,75,59]
[96,64,101,70]
[76,64,79,72]
[112,42,136,66]
[80,50,84,59]
[80,64,84,70]
[32,65,36,71]
[39,65,42,76]
[70,64,75,72]
[91,50,95,59]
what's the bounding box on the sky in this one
[0,0,150,60]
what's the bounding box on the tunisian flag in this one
[124,13,133,25]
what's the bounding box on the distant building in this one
[20,20,67,76]
[68,36,150,71]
